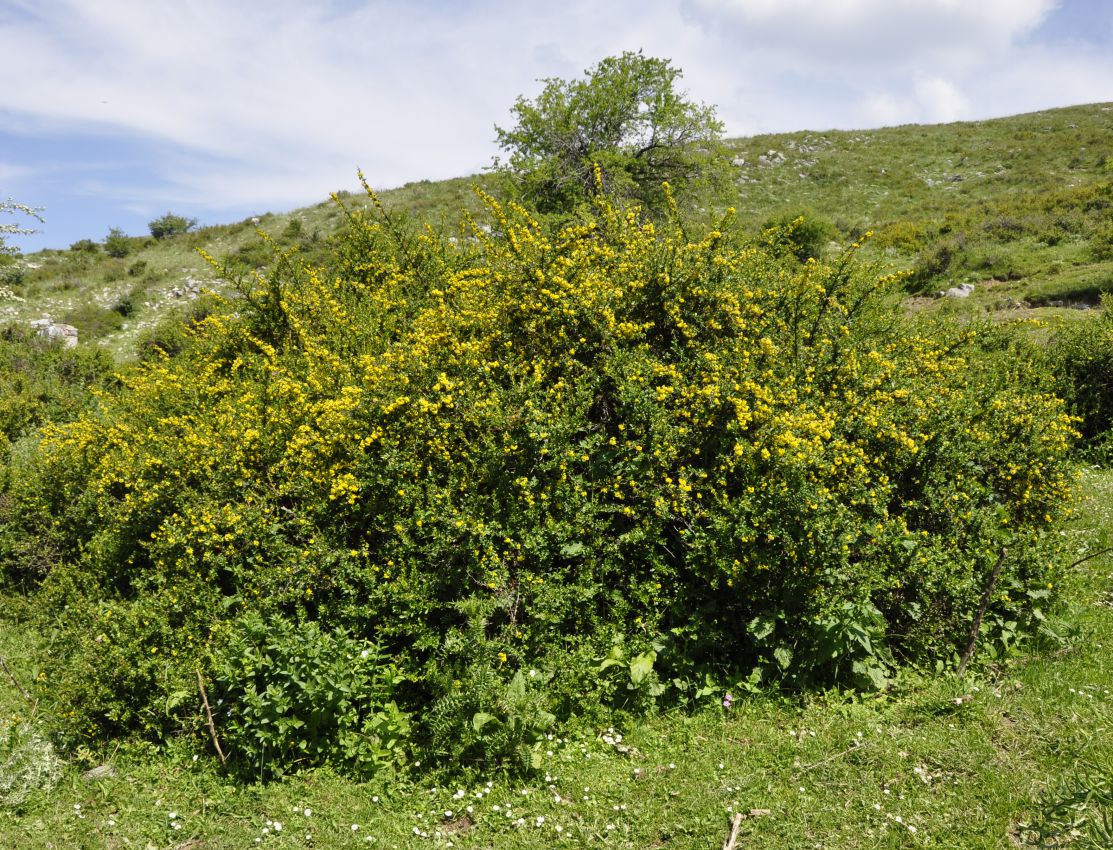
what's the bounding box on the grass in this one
[1,469,1110,848]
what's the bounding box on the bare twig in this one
[958,547,1008,676]
[720,809,769,849]
[722,812,744,850]
[1067,545,1113,571]
[0,655,32,704]
[796,741,866,775]
[196,670,227,765]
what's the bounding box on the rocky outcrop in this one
[30,317,78,347]
[937,282,975,299]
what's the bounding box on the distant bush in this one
[873,220,927,253]
[148,212,198,240]
[104,227,131,258]
[760,209,837,262]
[1091,221,1113,262]
[909,238,963,290]
[10,187,1075,770]
[61,303,124,339]
[494,51,729,215]
[111,296,134,318]
[281,218,304,240]
[69,239,98,254]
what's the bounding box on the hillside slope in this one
[1,102,1110,356]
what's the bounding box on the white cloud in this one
[914,77,970,123]
[1,0,1111,248]
[0,0,710,210]
[682,0,1057,69]
[860,92,914,127]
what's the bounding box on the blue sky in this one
[2,0,1111,251]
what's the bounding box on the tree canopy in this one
[493,52,729,214]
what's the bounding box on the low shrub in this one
[1091,221,1113,262]
[908,237,962,290]
[760,209,837,262]
[213,614,410,780]
[104,228,131,258]
[148,212,197,240]
[61,303,124,339]
[1047,294,1113,457]
[872,220,927,254]
[10,186,1076,771]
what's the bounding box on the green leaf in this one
[852,659,889,691]
[772,646,793,671]
[507,670,527,701]
[472,712,497,734]
[628,650,657,686]
[749,614,776,642]
[560,542,587,557]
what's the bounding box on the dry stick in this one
[0,655,32,704]
[797,740,866,775]
[196,670,228,765]
[1067,545,1113,571]
[722,812,744,850]
[958,547,1008,677]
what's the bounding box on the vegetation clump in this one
[148,212,198,240]
[103,227,132,258]
[1047,293,1113,460]
[3,179,1077,776]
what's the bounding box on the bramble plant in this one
[7,179,1076,770]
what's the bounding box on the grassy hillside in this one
[2,103,1111,357]
[726,103,1113,226]
[1,102,1112,849]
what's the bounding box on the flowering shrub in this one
[0,327,115,584]
[11,183,1076,765]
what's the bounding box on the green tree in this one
[104,227,131,258]
[148,211,197,240]
[493,51,729,215]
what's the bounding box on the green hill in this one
[2,102,1110,356]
